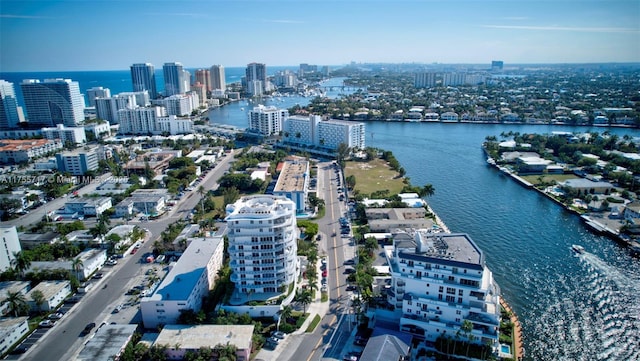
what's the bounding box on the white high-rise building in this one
[151,93,198,116]
[225,195,299,304]
[209,65,226,92]
[130,63,158,99]
[415,72,437,88]
[0,80,22,129]
[95,96,130,125]
[118,106,193,135]
[0,226,21,272]
[283,115,365,151]
[248,105,289,136]
[86,87,111,108]
[21,79,85,127]
[385,231,501,349]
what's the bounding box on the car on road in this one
[39,320,54,328]
[346,285,357,292]
[271,331,286,339]
[105,259,117,266]
[113,304,123,313]
[130,248,137,255]
[344,259,355,265]
[81,322,96,336]
[92,273,104,279]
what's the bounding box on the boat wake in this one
[525,251,640,360]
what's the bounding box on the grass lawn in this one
[520,174,578,185]
[345,158,405,196]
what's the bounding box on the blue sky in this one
[1,0,639,71]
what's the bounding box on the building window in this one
[458,289,463,296]
[458,297,463,304]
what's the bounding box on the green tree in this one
[279,305,293,330]
[222,186,240,208]
[11,251,31,278]
[31,289,46,314]
[5,290,28,317]
[71,257,84,281]
[296,289,312,314]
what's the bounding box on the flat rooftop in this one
[145,236,223,302]
[155,324,254,351]
[76,324,138,361]
[274,158,308,193]
[398,231,484,270]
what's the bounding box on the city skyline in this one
[1,0,639,72]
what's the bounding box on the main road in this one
[22,149,239,361]
[287,161,357,361]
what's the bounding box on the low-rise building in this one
[76,324,138,361]
[0,226,21,272]
[0,281,30,316]
[17,231,60,248]
[359,334,410,361]
[153,324,254,361]
[562,178,614,195]
[0,139,63,164]
[41,124,86,144]
[25,280,71,312]
[64,197,112,217]
[140,236,224,329]
[365,208,432,233]
[0,317,29,356]
[273,156,309,213]
[83,121,111,139]
[55,147,99,176]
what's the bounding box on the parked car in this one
[346,285,357,292]
[38,320,54,328]
[271,331,286,339]
[344,259,355,265]
[9,346,27,355]
[322,270,328,277]
[48,312,64,320]
[113,304,123,313]
[92,273,103,279]
[344,267,356,274]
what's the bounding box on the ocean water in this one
[0,66,299,108]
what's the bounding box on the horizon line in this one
[2,61,640,73]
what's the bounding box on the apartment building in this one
[384,231,501,349]
[41,124,86,144]
[273,156,309,213]
[248,105,289,136]
[55,147,99,175]
[140,236,224,328]
[0,139,63,164]
[225,195,299,304]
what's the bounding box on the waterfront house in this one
[561,178,614,195]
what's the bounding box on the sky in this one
[1,0,639,72]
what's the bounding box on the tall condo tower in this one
[163,62,190,96]
[130,63,158,99]
[194,69,211,92]
[0,80,21,129]
[21,78,85,127]
[209,65,226,92]
[245,62,267,93]
[225,195,299,303]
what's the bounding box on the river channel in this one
[208,80,640,360]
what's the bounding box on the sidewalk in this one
[254,253,330,361]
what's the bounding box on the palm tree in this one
[71,257,84,281]
[5,291,27,317]
[11,251,31,278]
[460,320,474,356]
[279,305,293,330]
[197,186,206,215]
[296,290,312,314]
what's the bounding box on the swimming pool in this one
[500,344,512,354]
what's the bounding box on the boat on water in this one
[572,244,585,254]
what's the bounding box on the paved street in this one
[10,150,239,361]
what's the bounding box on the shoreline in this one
[500,298,525,361]
[484,147,640,255]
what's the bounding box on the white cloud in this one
[482,24,639,33]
